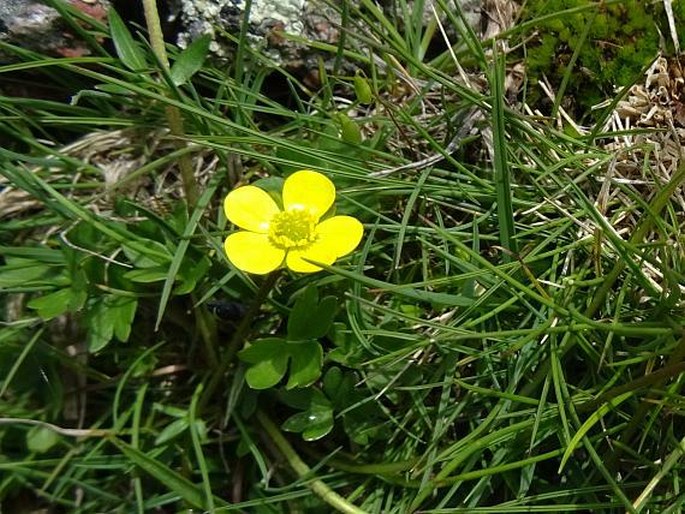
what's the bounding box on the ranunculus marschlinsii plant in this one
[223,170,363,274]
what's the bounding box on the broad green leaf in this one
[286,341,323,389]
[287,287,337,341]
[27,288,74,320]
[278,388,314,410]
[328,322,355,364]
[282,391,334,441]
[282,408,334,441]
[170,34,211,86]
[26,426,60,453]
[238,337,287,363]
[287,286,317,339]
[302,414,334,441]
[69,282,88,312]
[0,246,65,263]
[240,338,289,389]
[85,294,135,352]
[110,295,137,342]
[281,411,314,432]
[108,8,146,71]
[67,271,89,312]
[244,357,288,390]
[0,258,63,288]
[308,296,337,338]
[322,366,343,396]
[86,297,115,352]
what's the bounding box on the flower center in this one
[268,208,317,249]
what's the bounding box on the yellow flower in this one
[223,170,363,274]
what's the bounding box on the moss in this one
[521,0,681,117]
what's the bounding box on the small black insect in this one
[206,300,248,322]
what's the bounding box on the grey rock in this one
[0,0,109,61]
[175,0,484,72]
[0,0,62,54]
[176,0,308,56]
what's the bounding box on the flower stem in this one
[200,271,280,412]
[256,410,368,514]
[141,0,199,210]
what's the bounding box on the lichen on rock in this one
[177,0,307,57]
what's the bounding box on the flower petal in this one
[283,170,335,219]
[285,215,364,273]
[286,243,337,273]
[224,232,285,274]
[315,216,364,257]
[224,186,280,233]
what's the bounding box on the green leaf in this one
[286,341,323,389]
[0,258,63,288]
[281,391,334,441]
[86,297,115,352]
[287,286,338,341]
[108,8,146,71]
[175,255,210,295]
[27,288,75,320]
[84,295,136,351]
[353,70,373,104]
[278,388,315,410]
[328,322,355,364]
[26,426,60,453]
[155,417,189,445]
[94,83,133,95]
[170,34,211,86]
[336,113,363,145]
[0,246,65,263]
[322,366,343,396]
[191,419,208,443]
[153,404,188,418]
[559,392,633,472]
[110,296,138,342]
[239,338,289,389]
[124,267,170,283]
[287,286,317,338]
[309,296,337,338]
[245,358,288,390]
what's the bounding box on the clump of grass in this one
[0,1,684,513]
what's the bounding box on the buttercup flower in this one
[223,170,363,274]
